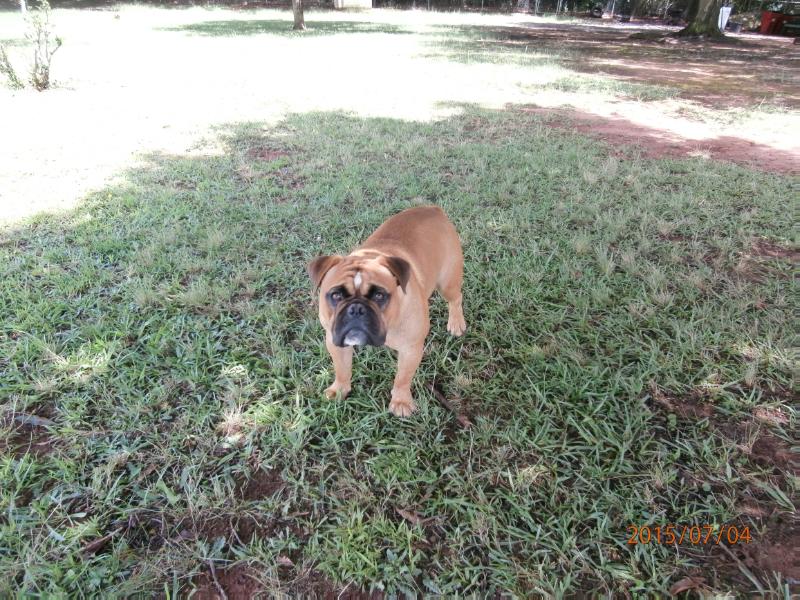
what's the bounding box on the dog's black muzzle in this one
[332,300,385,347]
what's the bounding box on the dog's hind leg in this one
[438,258,466,337]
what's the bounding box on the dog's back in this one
[361,206,461,298]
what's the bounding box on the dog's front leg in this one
[389,342,424,417]
[324,332,353,400]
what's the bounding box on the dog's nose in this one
[347,303,366,318]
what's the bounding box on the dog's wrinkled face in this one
[308,253,410,347]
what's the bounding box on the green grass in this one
[0,38,30,47]
[423,25,575,66]
[542,75,678,101]
[1,108,797,597]
[167,19,413,37]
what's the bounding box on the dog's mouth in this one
[343,328,369,347]
[332,301,385,347]
[334,324,385,347]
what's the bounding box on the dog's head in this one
[308,253,411,347]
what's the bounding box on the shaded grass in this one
[542,75,678,101]
[167,19,412,37]
[0,108,797,596]
[421,26,678,101]
[421,22,800,109]
[422,25,575,66]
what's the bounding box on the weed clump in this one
[0,0,62,91]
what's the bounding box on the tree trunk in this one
[676,0,723,36]
[684,0,700,22]
[292,0,305,31]
[630,0,644,18]
[20,0,27,12]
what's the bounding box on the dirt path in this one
[523,107,800,174]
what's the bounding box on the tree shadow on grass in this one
[0,108,796,598]
[165,18,413,36]
[424,22,800,107]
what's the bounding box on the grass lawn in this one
[1,5,798,598]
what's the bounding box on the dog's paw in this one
[325,382,351,400]
[389,399,416,417]
[389,389,417,417]
[447,315,467,337]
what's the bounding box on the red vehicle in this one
[760,1,800,35]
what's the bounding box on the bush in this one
[28,0,62,90]
[0,45,25,90]
[0,0,62,91]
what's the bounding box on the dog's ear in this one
[381,256,411,293]
[308,255,342,289]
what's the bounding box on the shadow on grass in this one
[422,22,800,107]
[166,18,413,36]
[417,23,575,66]
[1,108,796,598]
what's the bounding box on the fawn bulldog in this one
[308,205,466,417]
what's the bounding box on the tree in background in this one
[675,0,724,36]
[292,0,306,30]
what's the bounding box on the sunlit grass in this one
[1,6,796,223]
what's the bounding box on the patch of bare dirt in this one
[750,238,800,262]
[192,514,275,545]
[745,523,800,580]
[752,406,789,426]
[289,572,385,600]
[123,508,287,554]
[647,383,797,478]
[720,421,796,478]
[676,519,800,595]
[236,468,285,501]
[648,382,715,420]
[275,166,305,190]
[732,257,774,283]
[750,432,799,476]
[658,231,691,243]
[246,147,288,162]
[730,238,798,282]
[190,564,385,600]
[737,499,775,519]
[705,519,800,590]
[649,381,799,591]
[523,107,800,174]
[191,564,264,600]
[0,409,56,458]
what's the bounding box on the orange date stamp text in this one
[627,524,752,545]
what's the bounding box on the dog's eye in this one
[330,291,343,301]
[372,291,386,302]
